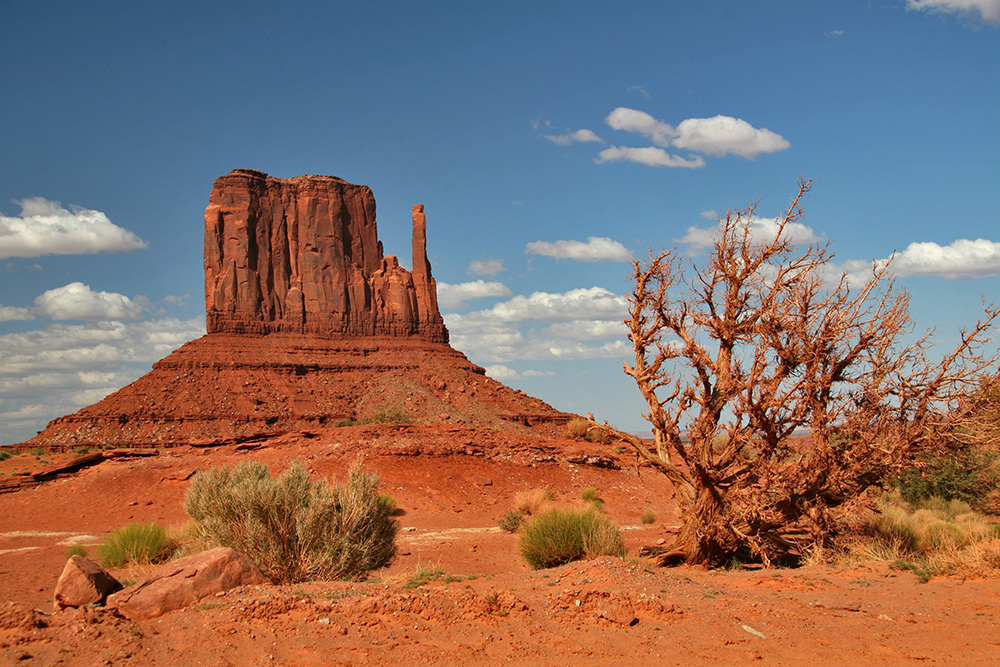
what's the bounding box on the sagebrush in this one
[184,461,398,583]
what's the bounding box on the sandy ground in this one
[2,425,999,665]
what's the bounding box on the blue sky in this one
[2,1,999,445]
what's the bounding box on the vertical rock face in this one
[204,169,448,342]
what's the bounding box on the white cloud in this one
[907,0,1000,25]
[436,280,513,310]
[541,320,628,341]
[484,365,554,380]
[680,216,821,250]
[0,197,147,258]
[446,287,627,328]
[33,282,146,321]
[0,317,204,444]
[526,236,633,262]
[544,129,604,145]
[605,107,676,146]
[467,258,506,276]
[444,286,630,363]
[0,306,34,322]
[837,238,1000,280]
[596,146,706,169]
[673,116,791,159]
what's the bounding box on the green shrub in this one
[640,510,656,525]
[65,544,87,558]
[97,522,172,568]
[581,487,604,509]
[28,447,46,456]
[184,461,398,583]
[518,508,625,569]
[378,492,399,515]
[498,510,525,533]
[0,449,13,461]
[895,444,1000,510]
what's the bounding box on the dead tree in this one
[594,179,1000,566]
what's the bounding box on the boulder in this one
[107,547,269,620]
[53,556,122,611]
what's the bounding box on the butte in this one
[23,169,572,449]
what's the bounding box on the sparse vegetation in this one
[640,510,657,525]
[581,487,603,508]
[514,488,555,516]
[402,564,446,589]
[564,417,610,444]
[498,510,525,533]
[518,507,625,569]
[359,403,415,425]
[97,522,173,568]
[837,493,1000,581]
[591,180,1000,567]
[0,449,13,461]
[28,447,46,456]
[184,460,398,584]
[65,544,87,558]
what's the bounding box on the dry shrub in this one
[838,493,1000,579]
[564,418,590,440]
[518,508,624,569]
[514,488,555,516]
[564,417,610,444]
[184,460,398,583]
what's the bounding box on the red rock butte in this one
[21,170,572,450]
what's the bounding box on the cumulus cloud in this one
[907,0,1000,25]
[598,107,789,165]
[836,238,1000,280]
[447,287,626,330]
[436,280,513,310]
[544,129,604,145]
[605,107,676,146]
[680,216,822,250]
[0,306,34,322]
[596,146,706,169]
[0,197,147,258]
[444,287,630,363]
[467,258,506,276]
[33,282,146,321]
[0,316,204,444]
[541,320,629,340]
[673,116,791,159]
[525,236,633,262]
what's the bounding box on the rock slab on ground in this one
[107,547,269,620]
[53,555,122,611]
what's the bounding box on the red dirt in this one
[2,425,999,665]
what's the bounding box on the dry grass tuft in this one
[834,493,1000,580]
[514,488,556,516]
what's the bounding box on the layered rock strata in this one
[205,169,447,342]
[30,334,570,449]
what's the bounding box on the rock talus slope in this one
[22,170,571,449]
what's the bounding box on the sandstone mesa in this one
[21,170,570,449]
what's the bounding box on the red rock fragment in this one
[53,556,122,611]
[107,547,269,620]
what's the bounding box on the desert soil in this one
[2,424,999,665]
